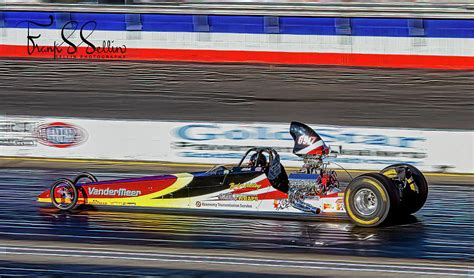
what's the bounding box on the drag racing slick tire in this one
[73,172,98,185]
[50,178,79,211]
[381,164,428,215]
[344,173,400,227]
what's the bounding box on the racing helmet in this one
[249,152,268,168]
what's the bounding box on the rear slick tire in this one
[381,164,428,215]
[344,173,400,227]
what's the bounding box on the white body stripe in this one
[296,140,324,155]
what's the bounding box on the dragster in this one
[38,122,428,227]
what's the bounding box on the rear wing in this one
[289,121,329,157]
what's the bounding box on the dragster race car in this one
[38,122,429,227]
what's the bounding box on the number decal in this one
[298,135,316,145]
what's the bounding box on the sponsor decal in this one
[217,193,234,201]
[111,202,137,206]
[236,195,259,202]
[21,15,127,59]
[176,125,290,141]
[0,138,36,147]
[336,199,345,211]
[173,142,425,159]
[229,182,261,190]
[90,200,108,205]
[323,203,333,210]
[36,122,87,148]
[0,120,37,147]
[197,201,253,209]
[217,193,259,201]
[274,199,290,210]
[87,187,141,197]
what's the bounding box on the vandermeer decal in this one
[87,187,141,197]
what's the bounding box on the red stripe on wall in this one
[1,44,474,70]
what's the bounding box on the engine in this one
[288,121,341,214]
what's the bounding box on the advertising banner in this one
[0,116,172,161]
[169,122,473,173]
[0,116,472,173]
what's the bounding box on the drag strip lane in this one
[1,242,471,277]
[0,168,472,262]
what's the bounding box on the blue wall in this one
[2,11,474,38]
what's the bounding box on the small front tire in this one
[50,178,78,211]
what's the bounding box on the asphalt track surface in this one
[0,58,473,276]
[0,167,472,277]
[1,59,474,129]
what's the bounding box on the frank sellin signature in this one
[22,15,127,59]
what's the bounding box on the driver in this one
[248,152,268,168]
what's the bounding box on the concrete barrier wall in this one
[1,10,474,69]
[1,116,473,173]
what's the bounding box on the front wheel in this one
[344,173,400,227]
[50,178,78,211]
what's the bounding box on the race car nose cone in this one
[38,190,50,199]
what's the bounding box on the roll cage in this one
[237,147,278,169]
[205,147,288,193]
